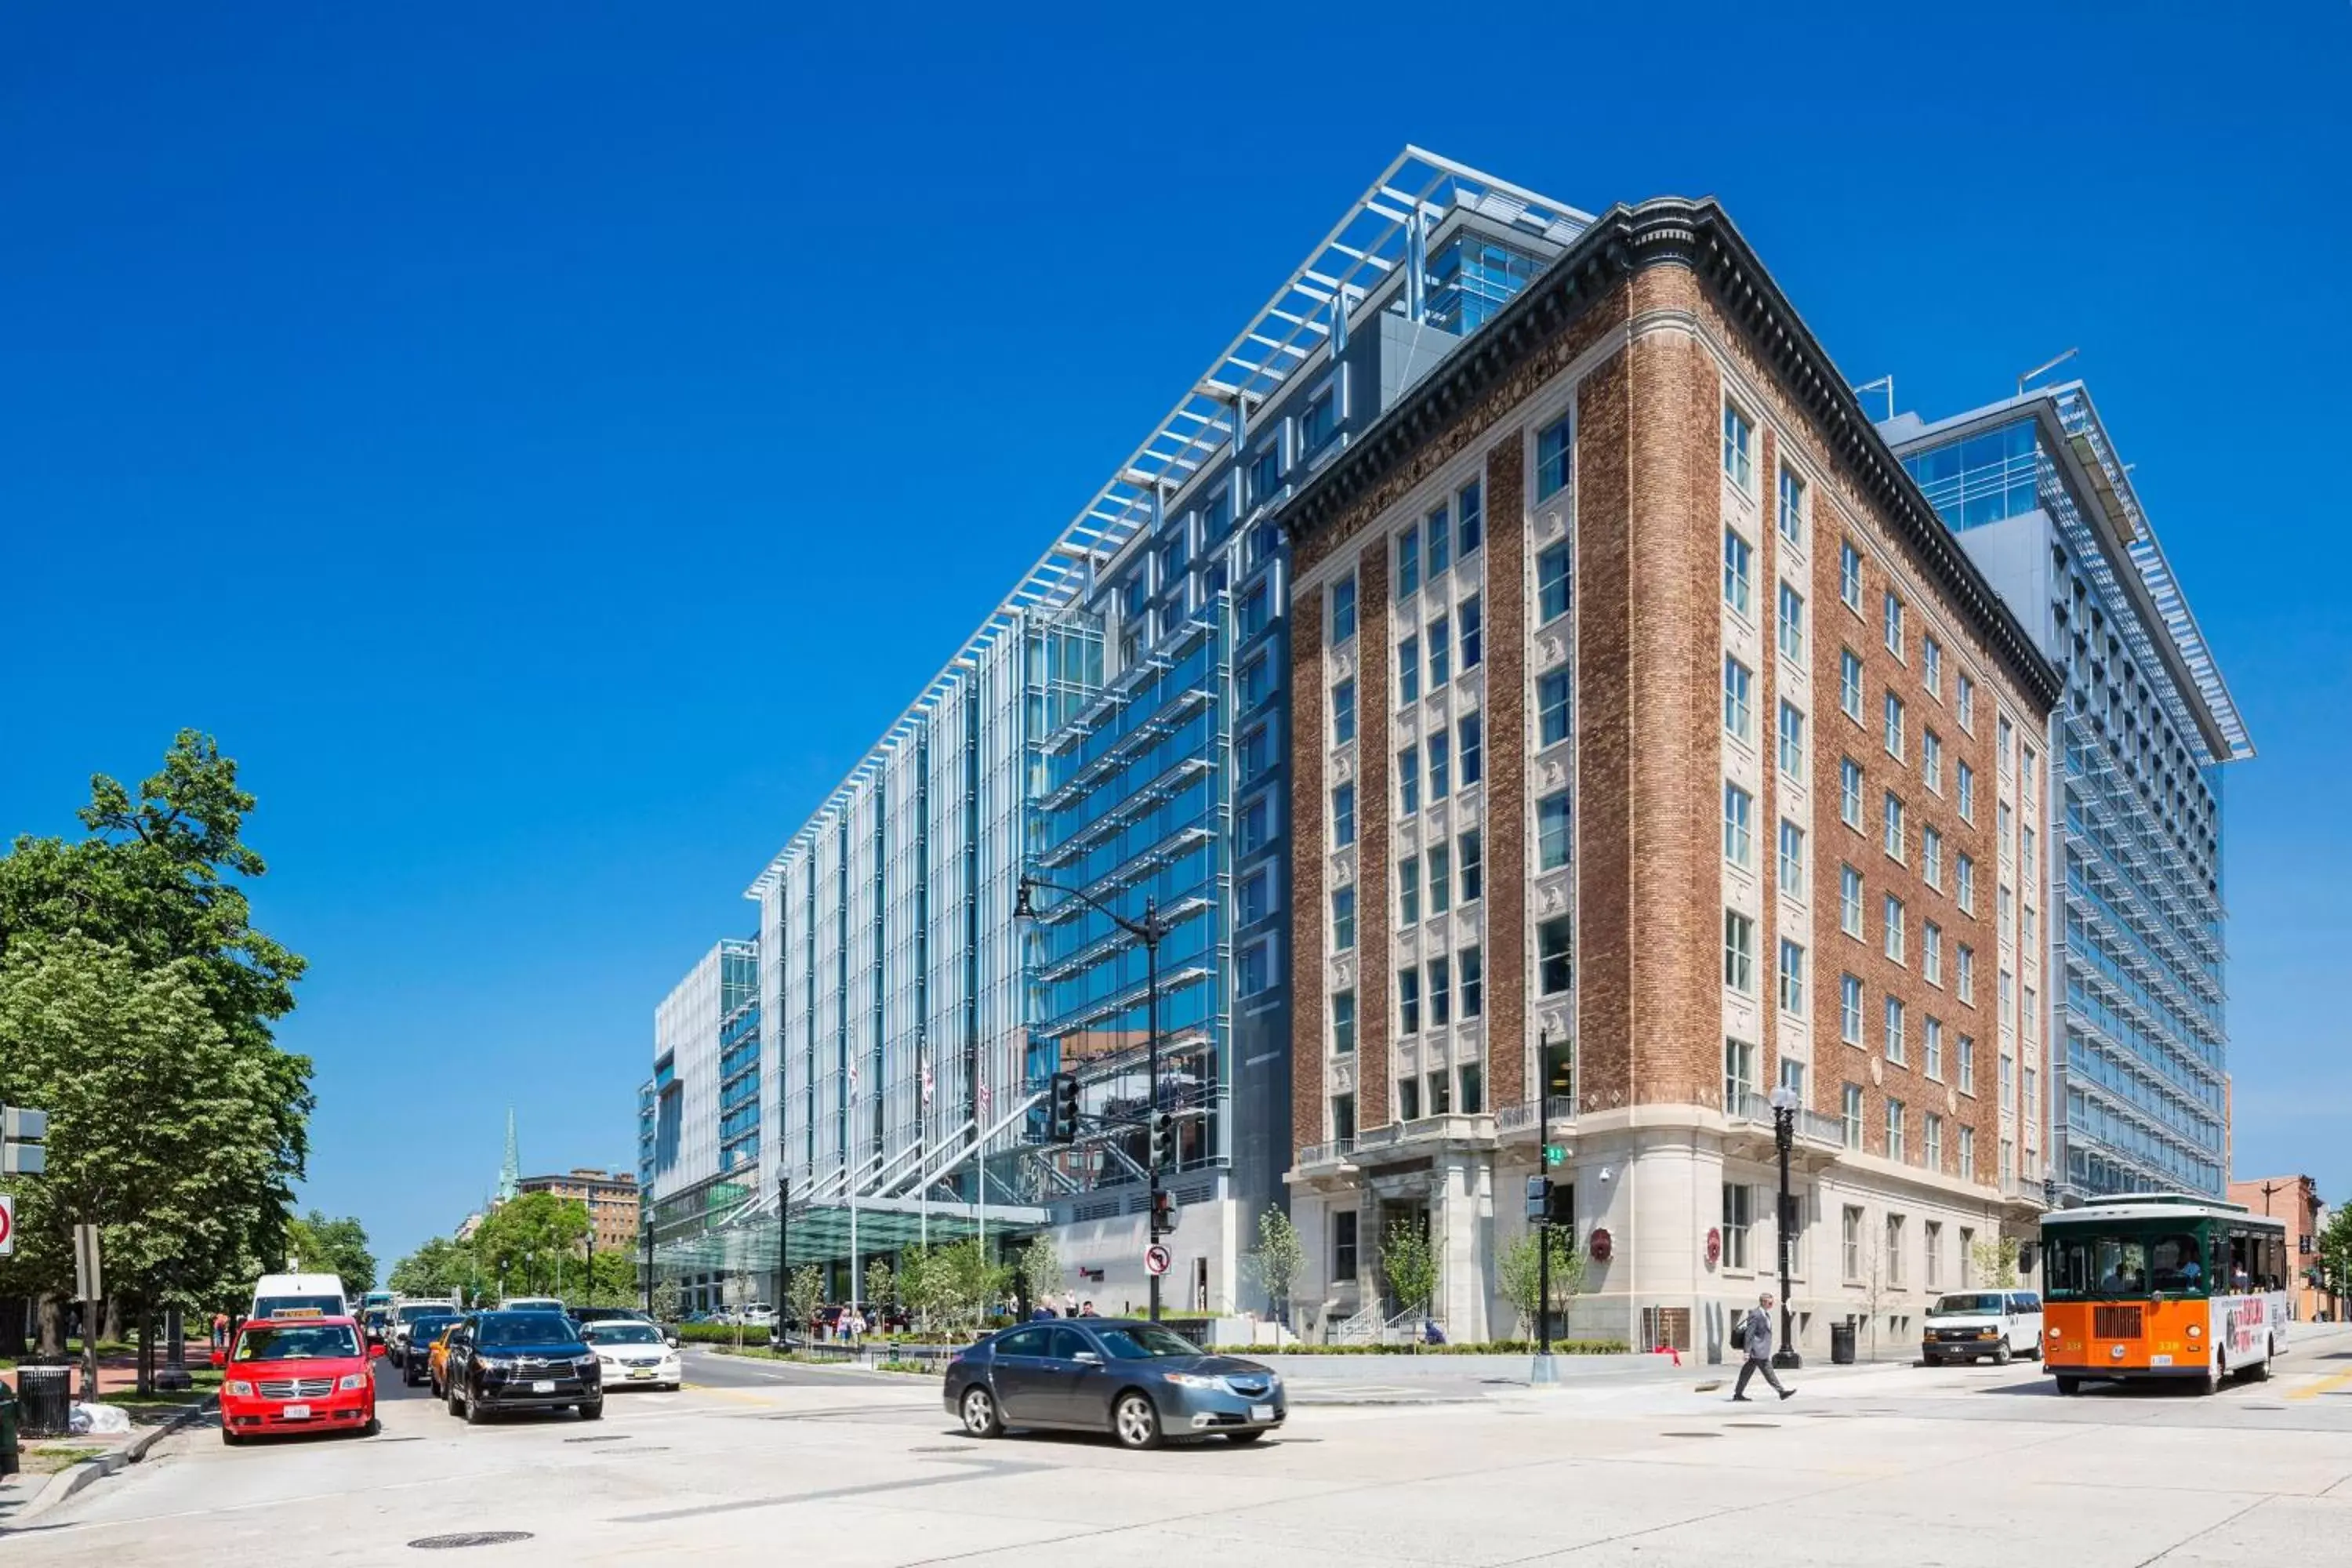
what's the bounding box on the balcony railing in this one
[2000,1174,2052,1205]
[1296,1138,1356,1168]
[1494,1097,1578,1135]
[1726,1091,1846,1148]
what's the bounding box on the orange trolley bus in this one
[2040,1192,2290,1395]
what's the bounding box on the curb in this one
[3,1396,216,1531]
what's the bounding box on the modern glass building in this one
[1884,383,2251,1198]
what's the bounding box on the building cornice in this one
[1279,197,2066,713]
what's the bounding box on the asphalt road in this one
[10,1325,2352,1566]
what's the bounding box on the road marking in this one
[611,1457,1054,1523]
[2286,1367,2352,1402]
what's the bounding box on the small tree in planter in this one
[1242,1209,1306,1332]
[1497,1228,1584,1342]
[1380,1219,1439,1348]
[786,1265,826,1345]
[865,1257,895,1329]
[1018,1235,1064,1313]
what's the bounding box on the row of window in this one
[1719,401,1811,556]
[1395,478,1485,601]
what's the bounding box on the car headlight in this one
[597,1352,619,1366]
[1163,1373,1221,1389]
[476,1355,514,1370]
[226,1380,253,1397]
[338,1373,369,1391]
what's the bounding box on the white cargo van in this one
[249,1272,349,1321]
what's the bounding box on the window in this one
[2024,1065,2038,1121]
[1459,594,1483,670]
[1539,670,1573,746]
[1331,887,1356,952]
[1922,730,1943,794]
[1250,445,1282,504]
[1724,528,1753,617]
[1457,478,1483,556]
[1239,866,1271,924]
[1536,414,1573,500]
[1458,714,1483,787]
[1330,579,1357,643]
[1428,844,1451,915]
[1840,864,1863,938]
[1922,637,1941,697]
[1428,955,1452,1028]
[1331,679,1357,746]
[1333,1207,1358,1280]
[1957,944,1976,1005]
[1399,856,1421,925]
[1957,672,1976,732]
[1399,746,1421,815]
[1239,724,1272,782]
[1840,649,1864,720]
[1957,1033,1975,1091]
[1724,1036,1758,1108]
[1778,702,1806,782]
[1959,1126,1976,1178]
[1425,505,1450,579]
[1779,938,1806,1014]
[1459,1062,1485,1116]
[1398,635,1421,704]
[1999,884,2013,943]
[1840,541,1863,611]
[1841,974,1864,1044]
[1722,400,1755,490]
[1460,829,1483,902]
[1999,967,2014,1027]
[1883,590,1904,659]
[1399,1076,1420,1120]
[1883,692,1905,760]
[1240,581,1269,637]
[1778,466,1806,544]
[1923,920,1943,985]
[1396,523,1421,599]
[1428,615,1450,689]
[1725,655,1754,741]
[1724,782,1755,867]
[1460,945,1483,1018]
[1957,761,1976,823]
[1766,587,1805,677]
[1722,1183,1755,1270]
[1999,1054,2013,1104]
[1724,909,1756,995]
[2021,746,2036,797]
[1884,996,1907,1063]
[1922,826,1943,890]
[1999,805,2013,859]
[1300,387,1336,452]
[1399,967,1421,1036]
[1778,819,1805,889]
[1240,793,1271,853]
[1842,1094,1864,1155]
[1925,1017,1944,1080]
[1538,543,1572,622]
[1238,942,1270,996]
[1424,1069,1450,1116]
[1956,854,1976,916]
[1882,791,1905,861]
[1841,758,1864,828]
[1998,715,2013,775]
[1538,917,1573,994]
[1886,1104,1907,1166]
[1428,733,1450,799]
[1926,1116,1944,1174]
[1330,785,1355,848]
[1332,990,1356,1054]
[1538,792,1573,870]
[1240,652,1272,707]
[1779,1058,1808,1100]
[1883,895,1905,963]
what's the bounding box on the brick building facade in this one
[2228,1175,2341,1323]
[1281,199,2063,1357]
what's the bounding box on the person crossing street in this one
[1733,1291,1795,1402]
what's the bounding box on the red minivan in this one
[218,1315,383,1444]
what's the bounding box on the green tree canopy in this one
[1241,1207,1305,1323]
[1497,1227,1584,1341]
[388,1236,482,1301]
[284,1210,376,1295]
[1380,1219,1438,1325]
[470,1191,590,1298]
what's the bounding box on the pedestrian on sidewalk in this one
[1732,1291,1794,1403]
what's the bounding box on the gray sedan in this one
[944,1319,1285,1449]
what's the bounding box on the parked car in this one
[1921,1290,2045,1365]
[441,1311,603,1424]
[574,1305,679,1348]
[394,1313,461,1385]
[499,1296,568,1316]
[427,1322,460,1397]
[219,1316,383,1445]
[582,1320,683,1391]
[943,1319,1283,1450]
[249,1272,350,1323]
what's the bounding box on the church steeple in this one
[495,1107,520,1203]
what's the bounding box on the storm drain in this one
[408,1533,535,1550]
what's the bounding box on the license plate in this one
[629,1368,655,1379]
[532,1380,556,1393]
[2149,1354,2173,1367]
[284,1403,311,1420]
[1250,1403,1275,1422]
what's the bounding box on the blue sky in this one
[3,4,2346,1265]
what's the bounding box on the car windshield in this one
[408,1316,458,1339]
[1929,1294,2005,1316]
[586,1323,662,1345]
[2046,1229,2208,1300]
[477,1312,577,1347]
[1093,1326,1203,1359]
[256,1295,345,1319]
[235,1324,361,1362]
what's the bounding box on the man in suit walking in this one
[1733,1291,1795,1402]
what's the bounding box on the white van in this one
[249,1272,349,1322]
[1921,1289,2044,1365]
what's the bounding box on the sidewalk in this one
[2,1338,216,1400]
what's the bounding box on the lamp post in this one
[1014,873,1171,1323]
[1769,1084,1802,1370]
[775,1174,790,1340]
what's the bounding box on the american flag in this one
[920,1062,934,1105]
[977,1080,992,1116]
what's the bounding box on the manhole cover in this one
[1661,1432,1722,1439]
[409,1533,535,1550]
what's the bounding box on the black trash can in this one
[15,1364,72,1437]
[1,1381,20,1477]
[1829,1319,1858,1366]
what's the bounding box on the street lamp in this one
[1768,1084,1802,1370]
[1014,873,1174,1323]
[775,1174,790,1340]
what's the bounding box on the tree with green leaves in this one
[470,1192,590,1298]
[786,1265,825,1337]
[1380,1218,1439,1342]
[1240,1207,1305,1326]
[285,1210,376,1295]
[864,1256,895,1314]
[389,1236,483,1302]
[1497,1226,1584,1341]
[1969,1236,2022,1289]
[1017,1234,1063,1311]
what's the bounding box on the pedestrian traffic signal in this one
[1523,1176,1548,1221]
[1149,1188,1178,1236]
[1047,1073,1080,1143]
[1149,1112,1175,1170]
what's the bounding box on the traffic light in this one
[1047,1073,1080,1143]
[1,1103,47,1177]
[1149,1112,1176,1171]
[1149,1188,1178,1236]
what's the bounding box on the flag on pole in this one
[920,1062,935,1105]
[977,1080,992,1118]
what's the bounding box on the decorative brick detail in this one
[1290,589,1328,1155]
[1573,347,1632,1109]
[1483,430,1528,1110]
[1355,546,1392,1131]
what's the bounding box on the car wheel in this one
[463,1382,488,1425]
[445,1379,463,1416]
[1994,1340,2013,1365]
[2205,1352,2226,1394]
[220,1426,241,1446]
[959,1385,1002,1439]
[2054,1375,2081,1396]
[577,1399,604,1421]
[361,1415,381,1437]
[1227,1429,1269,1445]
[1112,1392,1162,1450]
[2031,1333,2045,1362]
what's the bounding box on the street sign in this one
[1143,1243,1171,1277]
[0,1194,13,1256]
[1541,1144,1566,1167]
[1523,1175,1548,1221]
[2,1103,47,1176]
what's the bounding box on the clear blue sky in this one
[4,4,2346,1266]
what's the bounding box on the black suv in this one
[441,1311,603,1424]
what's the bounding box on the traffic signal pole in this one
[1532,1029,1559,1388]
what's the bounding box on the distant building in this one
[2228,1175,2339,1322]
[455,1211,485,1243]
[517,1167,641,1254]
